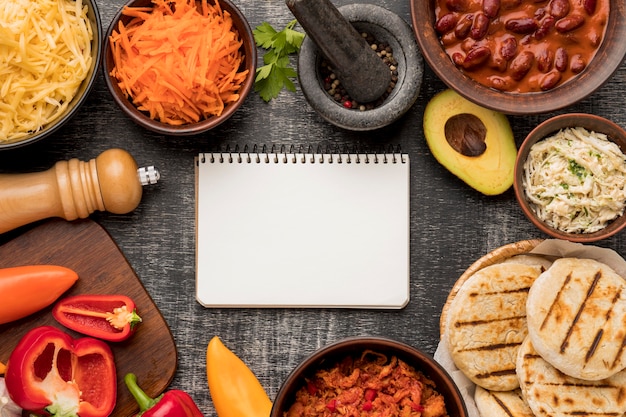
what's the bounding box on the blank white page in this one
[195,152,410,308]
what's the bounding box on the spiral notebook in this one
[195,149,410,308]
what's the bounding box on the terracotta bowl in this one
[103,0,256,136]
[410,0,626,115]
[270,336,467,417]
[0,0,102,150]
[514,113,626,242]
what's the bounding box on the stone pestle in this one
[286,0,392,104]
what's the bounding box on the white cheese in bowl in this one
[0,0,94,143]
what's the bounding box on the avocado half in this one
[423,89,517,196]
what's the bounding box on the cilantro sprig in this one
[253,20,305,102]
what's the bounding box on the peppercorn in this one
[319,32,397,111]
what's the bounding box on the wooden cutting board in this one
[0,219,177,417]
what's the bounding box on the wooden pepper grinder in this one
[0,148,159,234]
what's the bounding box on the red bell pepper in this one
[125,373,204,417]
[52,294,142,342]
[4,326,116,417]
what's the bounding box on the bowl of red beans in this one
[270,336,467,417]
[410,0,626,115]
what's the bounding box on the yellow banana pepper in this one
[206,336,273,417]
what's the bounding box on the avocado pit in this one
[444,113,487,157]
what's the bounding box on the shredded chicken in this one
[285,350,449,417]
[523,127,626,233]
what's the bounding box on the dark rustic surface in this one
[1,1,626,416]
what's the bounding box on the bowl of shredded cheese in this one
[0,0,102,150]
[104,0,256,136]
[514,113,626,242]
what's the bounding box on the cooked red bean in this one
[436,13,459,34]
[470,13,490,40]
[570,54,586,73]
[500,37,518,60]
[510,51,535,80]
[488,75,514,90]
[463,46,492,69]
[483,0,501,17]
[446,0,468,12]
[534,7,546,19]
[539,70,562,90]
[505,18,539,34]
[583,0,597,14]
[536,47,554,72]
[555,14,585,32]
[455,14,474,39]
[502,0,522,8]
[554,47,568,71]
[452,52,465,67]
[548,0,570,19]
[534,15,555,39]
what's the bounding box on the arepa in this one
[516,335,626,417]
[446,262,543,391]
[474,386,534,417]
[526,257,626,380]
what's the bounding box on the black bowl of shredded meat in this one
[271,336,467,417]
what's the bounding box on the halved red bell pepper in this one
[4,326,116,417]
[125,373,204,417]
[52,294,142,342]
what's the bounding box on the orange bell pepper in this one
[0,265,78,325]
[206,336,272,417]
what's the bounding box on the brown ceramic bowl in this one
[0,0,102,150]
[270,336,467,417]
[103,0,256,136]
[514,113,626,242]
[410,1,626,115]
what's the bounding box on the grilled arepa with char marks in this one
[516,335,626,417]
[526,257,626,380]
[474,386,534,417]
[446,263,544,391]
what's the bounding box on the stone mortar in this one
[297,3,424,131]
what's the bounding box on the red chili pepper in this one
[364,388,377,402]
[4,326,116,417]
[362,401,373,411]
[52,294,142,342]
[326,399,337,412]
[125,373,204,417]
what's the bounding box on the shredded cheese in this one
[523,127,626,234]
[0,0,93,143]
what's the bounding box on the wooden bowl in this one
[270,336,467,417]
[103,0,256,136]
[0,0,102,150]
[513,114,626,242]
[409,0,626,115]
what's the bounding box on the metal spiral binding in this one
[198,144,405,165]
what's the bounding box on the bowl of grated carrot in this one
[104,0,256,136]
[0,0,102,150]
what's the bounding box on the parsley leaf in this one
[253,20,304,102]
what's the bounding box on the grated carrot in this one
[109,0,249,125]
